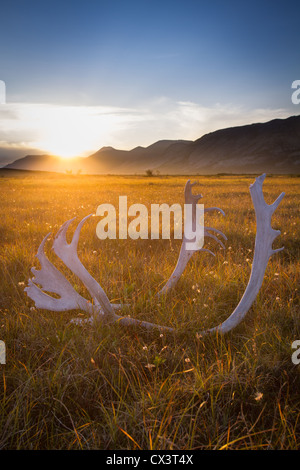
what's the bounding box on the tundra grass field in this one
[0,169,299,450]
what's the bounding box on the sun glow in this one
[33,105,119,159]
[2,102,134,159]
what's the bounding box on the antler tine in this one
[54,217,76,241]
[185,181,226,217]
[52,215,116,320]
[69,214,92,250]
[205,227,227,241]
[201,173,285,336]
[25,232,94,313]
[184,179,203,203]
[184,181,227,246]
[204,229,226,249]
[250,173,285,255]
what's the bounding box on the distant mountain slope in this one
[184,115,300,173]
[85,140,193,174]
[3,154,84,173]
[4,115,300,174]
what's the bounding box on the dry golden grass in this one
[0,170,299,449]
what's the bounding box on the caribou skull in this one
[24,174,284,336]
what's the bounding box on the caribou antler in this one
[158,179,226,295]
[202,173,285,335]
[25,225,173,331]
[25,174,284,336]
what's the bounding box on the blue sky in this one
[0,0,299,162]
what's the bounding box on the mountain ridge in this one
[4,115,300,174]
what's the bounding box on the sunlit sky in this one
[0,0,299,163]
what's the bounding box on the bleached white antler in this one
[201,173,285,335]
[26,219,173,331]
[158,179,226,295]
[25,232,95,314]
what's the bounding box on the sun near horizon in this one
[27,103,116,160]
